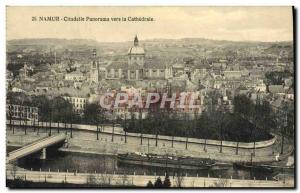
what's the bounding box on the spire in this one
[134,35,139,46]
[92,49,97,68]
[92,49,97,58]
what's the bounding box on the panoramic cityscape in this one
[6,6,295,188]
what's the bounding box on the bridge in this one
[7,133,66,163]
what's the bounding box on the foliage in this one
[7,93,76,122]
[124,94,274,142]
[154,177,163,188]
[146,180,154,187]
[83,103,105,124]
[7,92,31,106]
[265,70,293,85]
[31,95,51,121]
[51,96,74,123]
[279,101,294,138]
[7,91,289,142]
[163,173,171,187]
[233,94,254,118]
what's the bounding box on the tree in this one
[174,172,184,187]
[163,173,171,187]
[83,103,105,140]
[154,177,163,188]
[128,109,136,131]
[51,96,74,123]
[31,95,51,121]
[233,94,254,119]
[7,92,32,107]
[265,70,292,85]
[83,103,104,125]
[146,180,154,187]
[281,101,294,138]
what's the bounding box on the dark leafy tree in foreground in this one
[163,173,171,188]
[83,103,105,125]
[146,180,154,187]
[51,96,74,123]
[154,177,163,188]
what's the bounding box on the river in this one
[7,146,280,181]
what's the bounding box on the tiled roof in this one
[269,85,285,94]
[106,61,128,70]
[144,59,165,69]
[286,87,294,94]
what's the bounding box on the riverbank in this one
[7,120,276,148]
[6,126,293,164]
[6,168,294,188]
[7,179,127,188]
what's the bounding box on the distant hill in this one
[7,38,99,46]
[7,37,293,46]
[7,38,293,59]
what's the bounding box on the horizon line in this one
[6,37,294,44]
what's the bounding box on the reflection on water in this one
[9,147,278,180]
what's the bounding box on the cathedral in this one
[126,35,145,80]
[100,35,172,81]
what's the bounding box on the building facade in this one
[6,104,39,121]
[63,96,87,114]
[104,35,172,81]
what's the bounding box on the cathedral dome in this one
[128,35,145,55]
[128,46,145,55]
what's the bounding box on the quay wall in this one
[6,169,293,187]
[8,120,276,148]
[6,125,280,163]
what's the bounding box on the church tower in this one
[128,35,145,67]
[90,49,99,83]
[127,35,145,80]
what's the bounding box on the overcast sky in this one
[7,6,293,42]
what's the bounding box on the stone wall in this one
[6,169,293,187]
[7,121,278,163]
[10,120,276,148]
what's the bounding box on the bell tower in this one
[90,49,99,83]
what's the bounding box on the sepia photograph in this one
[5,6,295,188]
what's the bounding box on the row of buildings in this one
[6,35,294,120]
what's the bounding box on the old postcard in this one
[6,6,295,188]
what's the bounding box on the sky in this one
[6,6,293,42]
